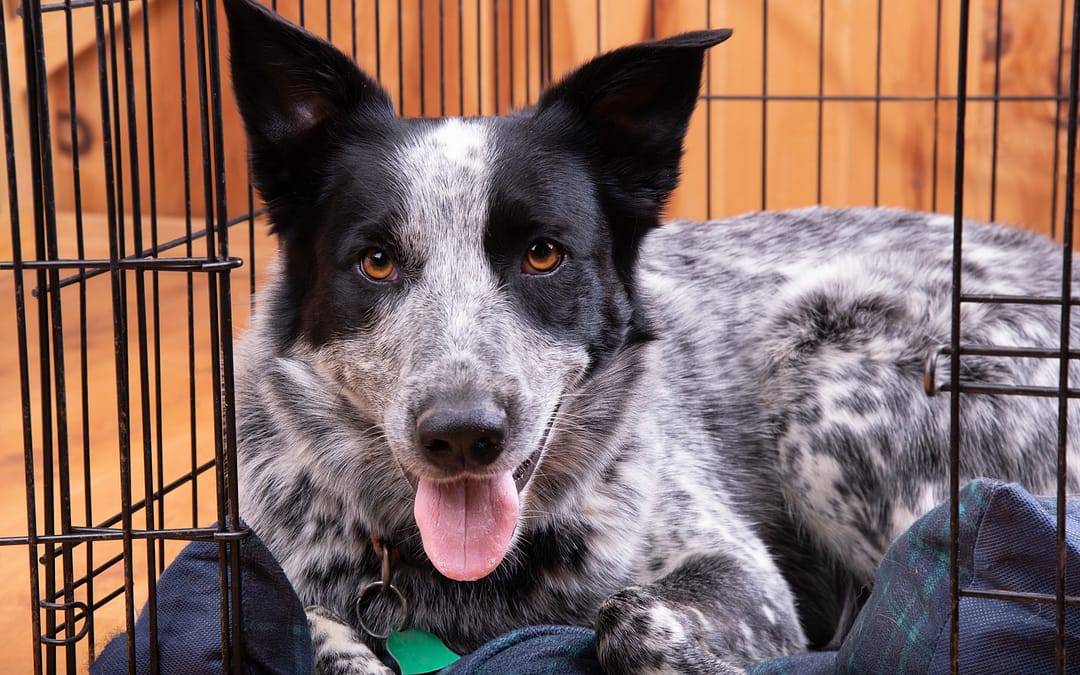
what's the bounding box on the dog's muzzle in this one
[408,395,554,582]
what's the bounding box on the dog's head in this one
[224,0,729,582]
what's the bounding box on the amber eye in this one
[522,240,564,275]
[358,248,397,282]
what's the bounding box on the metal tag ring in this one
[356,580,409,640]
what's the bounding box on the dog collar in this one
[357,538,407,639]
[358,537,461,674]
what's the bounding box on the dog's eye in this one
[522,240,564,275]
[358,248,398,282]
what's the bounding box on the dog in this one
[223,0,1080,672]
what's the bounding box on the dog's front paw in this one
[596,587,742,675]
[307,606,394,675]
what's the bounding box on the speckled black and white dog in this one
[224,0,1080,672]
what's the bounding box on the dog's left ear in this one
[535,29,732,252]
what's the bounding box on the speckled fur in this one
[224,1,1080,672]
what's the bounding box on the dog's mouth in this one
[400,443,542,494]
[409,404,558,583]
[511,443,541,491]
[511,402,559,491]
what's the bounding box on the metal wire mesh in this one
[1,0,243,671]
[943,1,1078,671]
[0,1,1075,673]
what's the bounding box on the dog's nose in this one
[415,398,508,471]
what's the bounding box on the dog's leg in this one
[595,552,805,674]
[307,606,393,675]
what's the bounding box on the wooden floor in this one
[0,211,276,672]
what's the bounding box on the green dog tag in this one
[386,627,461,674]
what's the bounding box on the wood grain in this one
[0,0,1075,671]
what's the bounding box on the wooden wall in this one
[1,0,1074,253]
[0,0,1074,671]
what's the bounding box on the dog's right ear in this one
[223,0,394,238]
[531,29,731,335]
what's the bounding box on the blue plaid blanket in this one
[92,531,312,673]
[92,479,1080,674]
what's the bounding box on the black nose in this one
[415,398,508,471]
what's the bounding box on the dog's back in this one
[640,205,1080,644]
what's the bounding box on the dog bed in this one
[90,479,1080,674]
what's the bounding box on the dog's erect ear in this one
[535,29,732,243]
[223,0,394,237]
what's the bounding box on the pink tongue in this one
[413,472,519,581]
